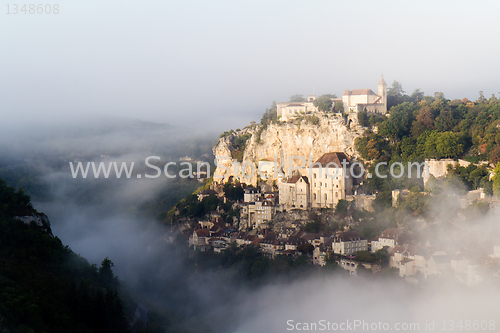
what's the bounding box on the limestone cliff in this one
[212,114,364,185]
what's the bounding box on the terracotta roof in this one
[335,231,365,242]
[391,245,406,256]
[379,228,403,240]
[343,89,377,96]
[302,233,319,241]
[312,152,350,168]
[195,229,210,237]
[251,238,263,245]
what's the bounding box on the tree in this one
[411,106,434,137]
[335,199,349,216]
[373,248,390,267]
[289,94,306,102]
[489,146,500,164]
[98,257,119,289]
[410,89,424,102]
[379,102,415,142]
[333,101,344,113]
[388,81,405,97]
[387,81,407,109]
[493,163,500,197]
[313,95,333,111]
[297,243,315,255]
[436,132,463,158]
[357,109,369,127]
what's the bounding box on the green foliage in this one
[256,102,278,144]
[231,134,251,162]
[297,243,314,255]
[493,163,500,197]
[353,87,500,196]
[219,129,234,138]
[312,95,333,112]
[289,94,306,102]
[335,199,350,216]
[427,131,463,158]
[223,183,244,201]
[357,110,369,127]
[306,115,320,125]
[304,221,320,233]
[447,163,491,192]
[378,102,415,142]
[0,179,129,333]
[175,193,224,218]
[354,251,376,263]
[333,101,344,113]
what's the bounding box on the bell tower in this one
[378,74,387,114]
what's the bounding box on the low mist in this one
[2,117,500,333]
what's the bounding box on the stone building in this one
[278,175,310,210]
[342,76,387,114]
[240,199,276,229]
[307,152,354,209]
[332,231,368,256]
[276,95,318,121]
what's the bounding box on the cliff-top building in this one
[276,95,319,121]
[342,76,387,114]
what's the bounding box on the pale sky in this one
[1,0,500,132]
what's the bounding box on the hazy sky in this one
[2,0,500,132]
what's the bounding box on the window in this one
[324,193,327,201]
[313,193,316,200]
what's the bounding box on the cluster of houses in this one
[188,217,369,268]
[187,217,500,286]
[239,152,375,229]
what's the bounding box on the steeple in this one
[378,74,387,86]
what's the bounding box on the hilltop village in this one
[170,78,500,285]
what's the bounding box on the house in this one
[307,152,354,209]
[371,228,403,253]
[426,252,451,277]
[332,231,367,256]
[342,76,387,114]
[244,187,261,203]
[189,229,211,251]
[240,199,276,229]
[276,95,318,121]
[399,258,415,277]
[278,175,310,210]
[313,243,332,266]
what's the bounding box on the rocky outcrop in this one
[213,113,364,185]
[15,213,53,235]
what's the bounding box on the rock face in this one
[15,213,52,235]
[213,114,364,185]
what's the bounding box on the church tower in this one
[377,75,387,114]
